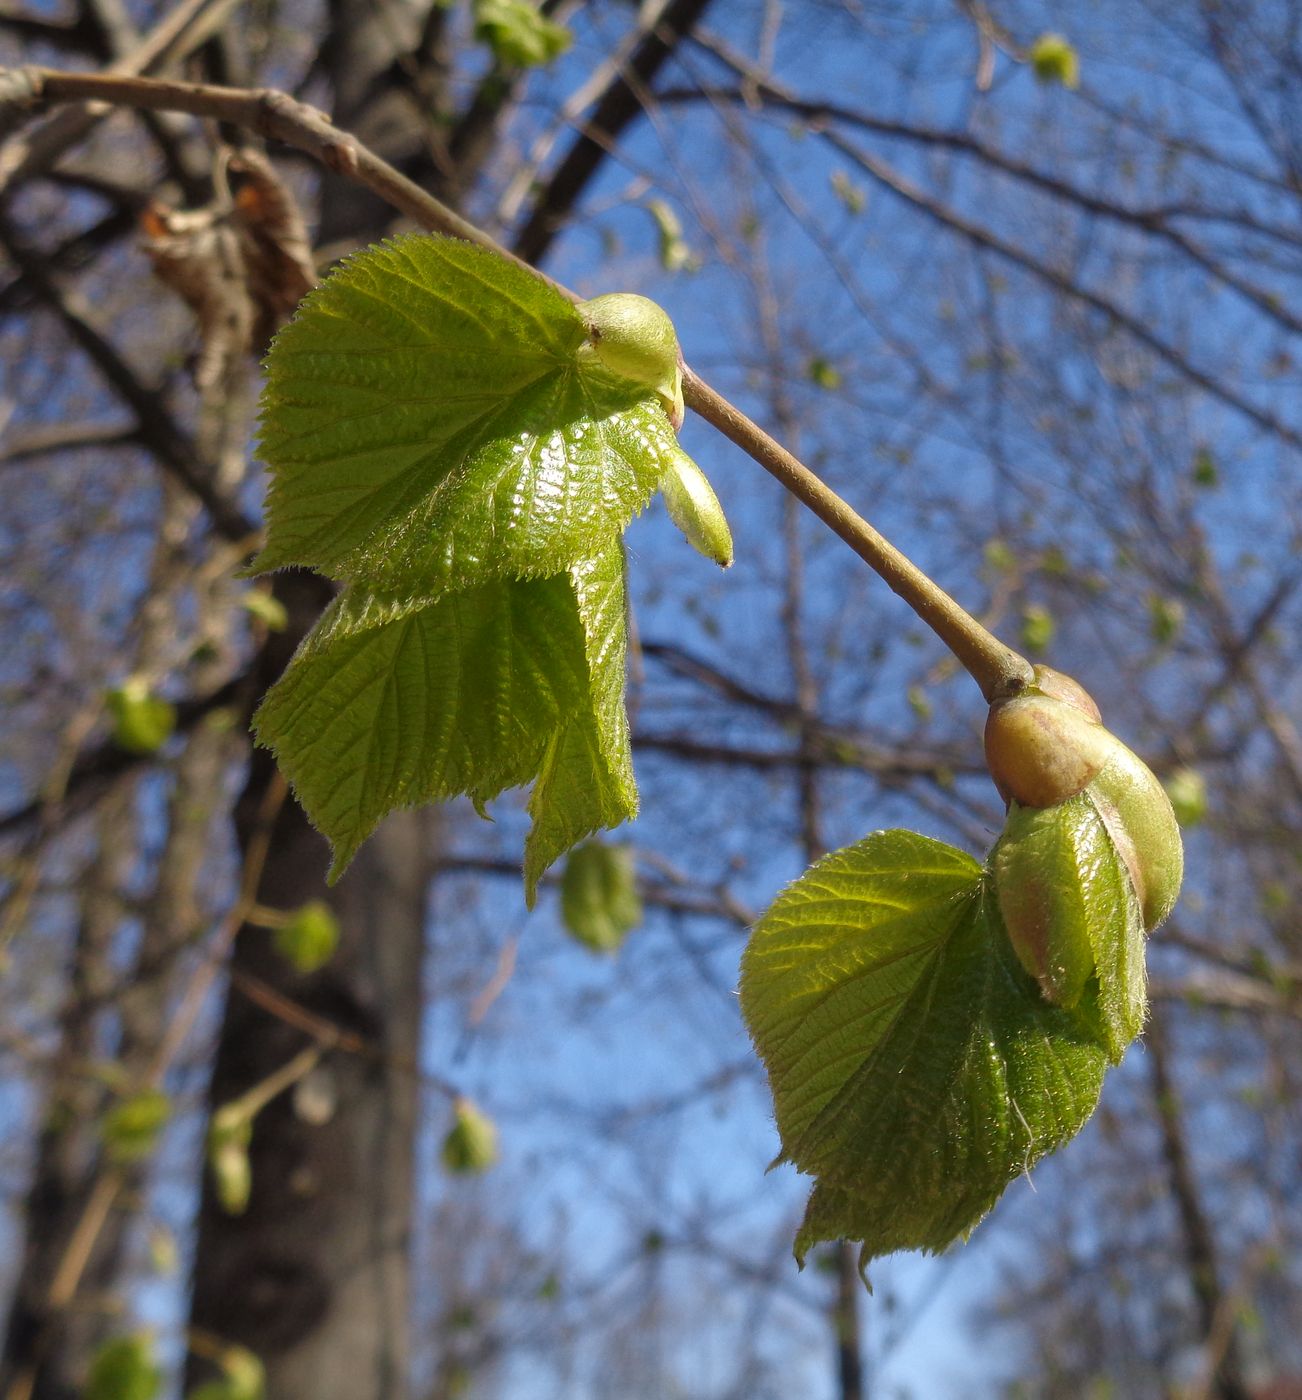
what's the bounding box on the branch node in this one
[323,137,359,178]
[0,65,45,118]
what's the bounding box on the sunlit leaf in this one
[254,235,677,594]
[740,829,1107,1269]
[473,0,570,67]
[255,544,634,891]
[1030,33,1080,88]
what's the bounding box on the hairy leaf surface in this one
[253,235,678,592]
[993,793,1146,1059]
[523,543,636,902]
[740,829,1108,1269]
[254,544,633,888]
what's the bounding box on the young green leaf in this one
[993,794,1146,1059]
[255,543,634,891]
[107,680,176,755]
[740,830,1108,1271]
[441,1099,498,1173]
[473,0,571,67]
[240,590,288,632]
[186,1345,265,1400]
[1029,33,1080,88]
[560,841,642,952]
[1164,766,1208,827]
[273,899,340,973]
[523,542,637,903]
[253,235,679,593]
[88,1336,163,1400]
[102,1089,171,1163]
[207,1105,254,1215]
[645,198,699,274]
[660,447,733,568]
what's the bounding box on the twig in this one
[0,64,1033,700]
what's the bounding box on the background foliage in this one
[0,2,1299,1398]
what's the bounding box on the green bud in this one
[993,797,1098,1007]
[660,447,733,568]
[106,678,176,755]
[1088,741,1184,932]
[986,666,1183,935]
[984,668,1113,808]
[1029,33,1080,88]
[576,292,685,429]
[273,900,340,973]
[440,1098,498,1174]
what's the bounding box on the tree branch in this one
[0,63,1033,701]
[0,212,256,539]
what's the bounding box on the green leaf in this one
[1029,33,1080,88]
[88,1336,163,1400]
[273,899,340,973]
[523,543,637,902]
[1148,593,1185,646]
[1019,603,1055,654]
[659,447,733,568]
[207,1105,254,1215]
[740,830,1108,1270]
[1192,446,1219,488]
[102,1089,171,1163]
[255,544,634,890]
[441,1099,498,1173]
[187,1345,265,1400]
[645,198,698,273]
[473,0,571,67]
[829,170,866,214]
[240,590,288,631]
[254,235,676,594]
[560,841,641,952]
[106,680,176,755]
[805,356,842,390]
[1163,767,1208,827]
[993,794,1146,1058]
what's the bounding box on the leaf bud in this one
[986,666,1183,935]
[1088,741,1183,932]
[984,667,1113,807]
[576,292,685,429]
[440,1098,498,1174]
[660,447,733,568]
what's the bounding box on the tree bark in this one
[186,573,435,1398]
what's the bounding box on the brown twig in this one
[0,64,1032,701]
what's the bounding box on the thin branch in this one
[0,418,137,466]
[0,212,255,539]
[510,0,715,263]
[0,64,1033,700]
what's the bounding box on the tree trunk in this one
[186,576,435,1399]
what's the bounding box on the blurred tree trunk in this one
[185,572,436,1399]
[0,795,131,1400]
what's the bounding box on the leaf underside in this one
[740,829,1111,1271]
